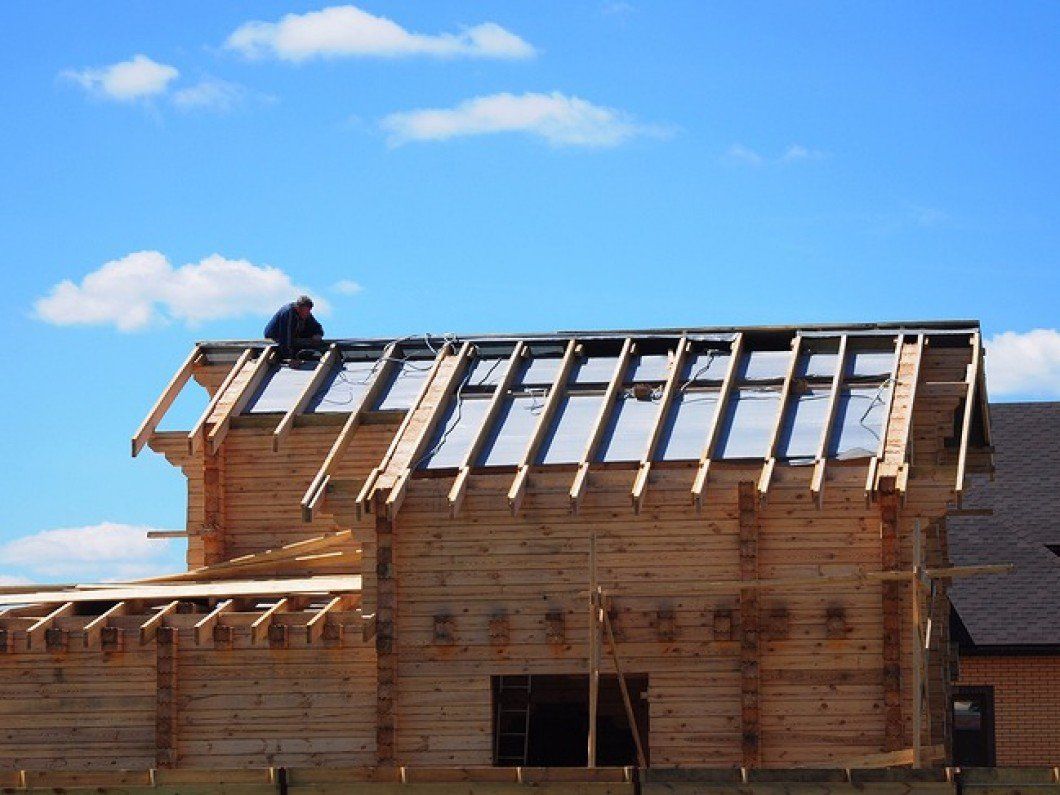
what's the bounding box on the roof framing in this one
[631,336,689,513]
[131,345,203,457]
[691,332,744,509]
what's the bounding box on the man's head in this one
[294,295,314,319]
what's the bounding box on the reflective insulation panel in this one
[571,356,622,385]
[846,348,896,379]
[466,357,512,388]
[684,350,731,383]
[244,363,316,414]
[420,396,492,470]
[715,387,782,459]
[307,360,381,413]
[538,393,604,465]
[517,357,562,387]
[776,388,832,460]
[477,395,543,467]
[376,359,433,411]
[796,349,839,380]
[828,385,891,459]
[658,391,719,461]
[740,350,794,382]
[628,354,672,383]
[598,394,658,462]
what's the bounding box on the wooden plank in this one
[864,335,904,499]
[131,345,202,456]
[570,338,634,512]
[448,342,527,517]
[757,335,802,499]
[306,595,344,644]
[25,601,73,651]
[193,598,235,645]
[955,331,982,499]
[207,346,277,455]
[303,344,400,520]
[386,341,476,520]
[273,343,341,452]
[250,598,287,645]
[82,601,126,649]
[139,600,179,645]
[507,339,578,514]
[691,333,744,508]
[892,334,925,494]
[631,337,688,513]
[187,348,253,455]
[810,334,848,506]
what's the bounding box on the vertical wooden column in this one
[375,491,397,766]
[587,525,600,767]
[738,482,760,767]
[202,449,226,565]
[880,492,904,750]
[155,627,179,768]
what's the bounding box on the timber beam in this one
[757,335,802,500]
[691,333,744,508]
[132,345,203,457]
[273,344,341,452]
[810,335,848,506]
[187,348,252,456]
[207,346,277,455]
[631,337,689,513]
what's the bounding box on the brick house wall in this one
[958,655,1060,765]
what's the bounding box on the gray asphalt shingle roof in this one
[949,402,1060,647]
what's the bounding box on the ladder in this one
[494,675,532,765]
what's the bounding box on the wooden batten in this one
[757,335,802,500]
[132,345,203,457]
[691,333,744,508]
[187,347,253,456]
[631,337,689,513]
[810,334,848,506]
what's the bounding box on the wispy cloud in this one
[382,92,666,148]
[725,142,825,166]
[35,250,328,332]
[0,523,178,582]
[226,4,534,62]
[62,54,179,101]
[986,329,1060,398]
[332,279,364,295]
[173,78,247,112]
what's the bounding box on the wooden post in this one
[155,626,179,768]
[738,482,760,767]
[912,518,924,768]
[881,493,903,750]
[375,490,397,766]
[587,524,600,767]
[602,592,648,769]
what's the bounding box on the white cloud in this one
[780,143,825,162]
[0,523,178,581]
[226,5,534,62]
[726,142,825,166]
[725,143,765,166]
[332,279,363,295]
[63,54,179,101]
[173,78,246,112]
[986,329,1060,398]
[35,250,328,332]
[381,91,662,147]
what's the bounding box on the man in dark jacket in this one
[263,295,324,357]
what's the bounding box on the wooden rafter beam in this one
[82,601,126,649]
[301,344,400,521]
[193,598,235,645]
[139,601,179,645]
[207,346,277,455]
[757,335,802,499]
[187,348,253,455]
[385,341,476,521]
[865,334,905,500]
[955,331,982,500]
[132,345,203,457]
[25,602,74,651]
[507,339,579,515]
[448,342,527,517]
[875,333,925,495]
[631,337,689,513]
[273,344,341,452]
[810,334,848,506]
[250,598,287,645]
[570,338,634,513]
[306,595,346,643]
[691,333,744,508]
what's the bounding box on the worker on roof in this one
[264,295,324,358]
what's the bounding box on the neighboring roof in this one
[949,402,1060,648]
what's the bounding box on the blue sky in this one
[1,2,1058,583]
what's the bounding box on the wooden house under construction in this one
[0,321,999,775]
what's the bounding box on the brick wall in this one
[958,655,1060,764]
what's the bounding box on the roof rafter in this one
[131,345,203,457]
[864,334,905,501]
[193,598,235,645]
[448,342,527,517]
[507,339,579,515]
[82,601,126,649]
[306,594,347,643]
[187,348,253,456]
[810,335,848,507]
[139,600,179,645]
[955,331,983,501]
[631,337,689,513]
[691,332,744,509]
[25,602,74,651]
[207,346,277,455]
[757,335,803,500]
[570,338,635,513]
[878,333,925,495]
[273,344,341,452]
[250,598,288,645]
